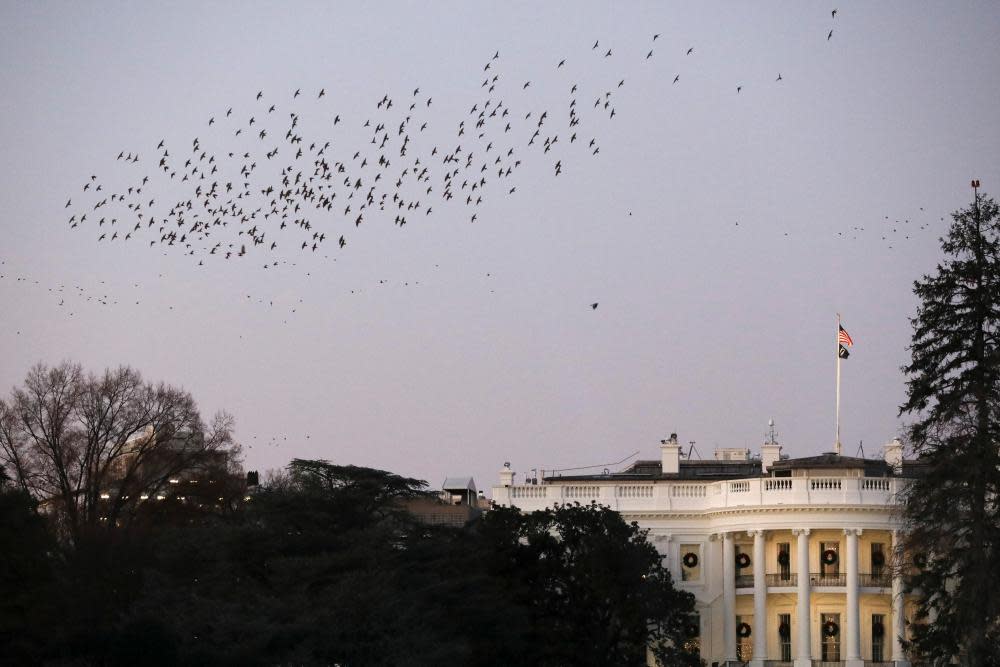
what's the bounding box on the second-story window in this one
[820,541,840,579]
[871,542,886,579]
[778,542,791,580]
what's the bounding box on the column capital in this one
[713,530,735,541]
[843,528,863,537]
[747,529,765,538]
[652,533,673,543]
[791,527,810,536]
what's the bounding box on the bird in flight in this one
[686,47,694,55]
[828,29,834,40]
[591,303,599,310]
[832,8,838,18]
[776,73,783,81]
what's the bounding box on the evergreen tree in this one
[899,188,1000,664]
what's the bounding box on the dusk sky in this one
[3,2,999,493]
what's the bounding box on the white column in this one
[793,528,812,667]
[845,528,863,666]
[750,529,767,666]
[891,530,910,666]
[722,531,737,662]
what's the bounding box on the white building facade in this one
[492,435,919,667]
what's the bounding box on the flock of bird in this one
[62,13,862,276]
[0,9,924,329]
[65,41,639,268]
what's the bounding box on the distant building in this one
[406,476,488,527]
[493,431,920,667]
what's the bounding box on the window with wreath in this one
[820,540,840,579]
[871,542,886,579]
[821,613,841,661]
[735,615,753,660]
[680,544,701,581]
[871,613,886,661]
[778,613,792,661]
[735,544,753,586]
[777,542,791,580]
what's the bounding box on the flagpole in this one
[836,312,842,455]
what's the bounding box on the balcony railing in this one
[810,572,847,586]
[859,572,891,588]
[742,572,890,589]
[765,573,797,586]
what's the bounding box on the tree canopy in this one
[2,449,699,666]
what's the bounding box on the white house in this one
[492,432,920,667]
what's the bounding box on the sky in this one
[2,2,999,495]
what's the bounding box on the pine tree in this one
[899,188,1000,665]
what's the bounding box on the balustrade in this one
[563,485,601,500]
[498,476,903,510]
[615,484,653,498]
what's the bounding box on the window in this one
[684,613,701,656]
[872,614,885,661]
[778,613,792,661]
[778,542,791,580]
[871,542,886,578]
[820,540,840,579]
[736,615,752,661]
[736,544,753,587]
[821,613,841,661]
[680,544,701,581]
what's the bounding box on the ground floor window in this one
[871,613,885,661]
[680,612,700,657]
[736,615,752,660]
[778,613,791,661]
[821,613,841,661]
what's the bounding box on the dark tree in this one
[899,189,1000,664]
[480,503,701,667]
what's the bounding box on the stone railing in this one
[493,476,906,513]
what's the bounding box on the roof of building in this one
[543,458,763,483]
[442,477,477,493]
[541,451,919,483]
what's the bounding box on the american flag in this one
[838,325,854,347]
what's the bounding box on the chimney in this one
[883,438,904,473]
[761,443,782,473]
[499,462,515,487]
[661,433,681,475]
